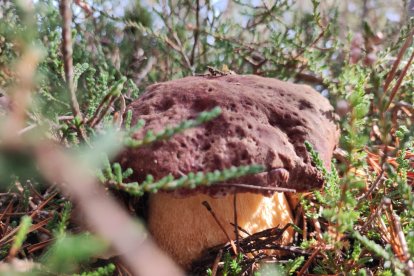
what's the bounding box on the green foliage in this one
[352,231,405,274]
[10,216,32,255]
[340,66,371,166]
[73,263,116,276]
[56,201,72,236]
[257,256,306,276]
[96,153,135,187]
[41,234,108,274]
[255,263,286,276]
[284,256,305,274]
[352,231,392,260]
[222,253,243,276]
[124,107,222,147]
[104,163,264,196]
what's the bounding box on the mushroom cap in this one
[120,75,339,195]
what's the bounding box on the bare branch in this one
[60,0,82,120]
[190,0,200,65]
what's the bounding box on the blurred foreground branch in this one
[34,144,183,276]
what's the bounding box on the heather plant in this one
[0,0,414,275]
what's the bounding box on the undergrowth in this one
[0,0,414,275]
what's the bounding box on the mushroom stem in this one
[148,192,294,267]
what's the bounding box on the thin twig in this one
[383,205,400,255]
[233,193,240,253]
[294,72,325,85]
[30,192,59,219]
[210,249,222,276]
[191,224,298,273]
[74,0,92,16]
[356,169,385,201]
[291,27,326,61]
[311,218,323,242]
[172,32,193,72]
[222,183,296,193]
[202,201,238,255]
[60,0,89,144]
[26,180,44,201]
[385,47,414,111]
[377,216,392,245]
[391,212,410,259]
[383,28,414,93]
[190,0,200,66]
[153,9,193,72]
[0,218,51,247]
[87,93,113,127]
[386,205,414,275]
[297,248,321,276]
[114,94,126,129]
[391,101,414,132]
[271,245,310,255]
[57,115,75,121]
[0,200,15,222]
[90,95,118,128]
[229,223,251,236]
[302,212,307,241]
[17,124,37,136]
[133,57,156,86]
[26,239,54,254]
[360,197,391,232]
[60,0,82,120]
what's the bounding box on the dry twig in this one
[60,0,82,120]
[60,0,89,143]
[202,201,238,255]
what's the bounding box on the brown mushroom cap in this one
[119,75,340,268]
[120,75,339,195]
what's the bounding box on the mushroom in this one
[120,75,339,268]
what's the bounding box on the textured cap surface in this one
[119,75,339,195]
